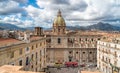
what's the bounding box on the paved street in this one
[47,67,80,73]
[46,64,99,73]
[81,71,101,73]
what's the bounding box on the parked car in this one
[65,62,78,67]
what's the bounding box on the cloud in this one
[51,0,69,5]
[0,1,26,15]
[18,0,120,27]
[24,5,42,18]
[31,0,88,27]
[0,0,28,3]
[13,0,28,4]
[0,0,120,28]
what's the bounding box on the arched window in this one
[26,57,29,65]
[58,38,61,44]
[19,60,22,66]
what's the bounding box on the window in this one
[83,52,85,54]
[79,38,81,41]
[40,50,41,56]
[26,57,29,65]
[47,39,51,43]
[58,38,61,44]
[19,60,22,66]
[10,51,14,58]
[31,54,34,60]
[31,46,34,50]
[19,49,22,55]
[98,38,100,40]
[31,65,33,68]
[69,51,72,54]
[76,52,78,54]
[69,56,72,62]
[91,38,94,41]
[36,44,38,48]
[89,52,92,54]
[69,59,72,62]
[36,52,38,59]
[26,47,29,52]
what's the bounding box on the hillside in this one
[86,22,120,31]
[66,22,120,31]
[0,23,25,30]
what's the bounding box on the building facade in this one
[46,10,102,66]
[0,36,47,72]
[97,38,120,73]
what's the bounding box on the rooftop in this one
[0,38,23,48]
[0,36,45,48]
[100,33,120,43]
[0,65,45,73]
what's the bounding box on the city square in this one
[0,0,120,73]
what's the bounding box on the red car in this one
[65,62,78,67]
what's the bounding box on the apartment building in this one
[97,37,120,73]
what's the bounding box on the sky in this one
[0,0,120,28]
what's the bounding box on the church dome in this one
[53,10,66,27]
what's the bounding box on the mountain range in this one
[0,23,25,30]
[67,22,120,31]
[0,22,120,31]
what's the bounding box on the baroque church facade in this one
[46,10,102,65]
